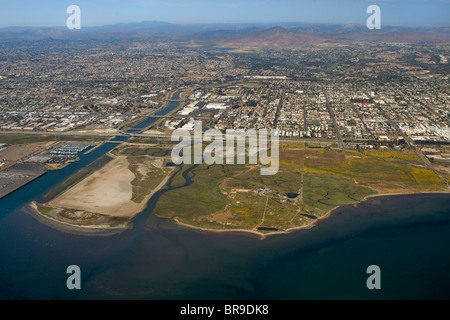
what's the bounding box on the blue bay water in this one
[0,192,449,299]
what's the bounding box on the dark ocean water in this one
[0,191,449,300]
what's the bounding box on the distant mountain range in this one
[212,27,323,47]
[1,21,449,46]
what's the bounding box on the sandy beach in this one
[49,156,140,217]
[30,153,174,233]
[48,156,173,218]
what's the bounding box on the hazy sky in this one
[0,0,449,28]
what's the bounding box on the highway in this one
[0,129,337,146]
[322,86,344,150]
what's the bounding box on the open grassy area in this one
[113,145,174,202]
[0,134,56,145]
[169,163,195,188]
[153,145,448,233]
[153,162,376,232]
[154,164,246,228]
[303,148,445,193]
[127,156,172,203]
[302,173,374,213]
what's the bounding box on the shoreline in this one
[169,190,450,240]
[27,188,450,238]
[26,202,129,236]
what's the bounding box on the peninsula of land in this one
[34,145,174,230]
[31,144,449,237]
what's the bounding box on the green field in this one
[127,156,172,203]
[153,145,448,233]
[302,174,374,213]
[154,164,246,228]
[153,162,377,232]
[301,148,445,192]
